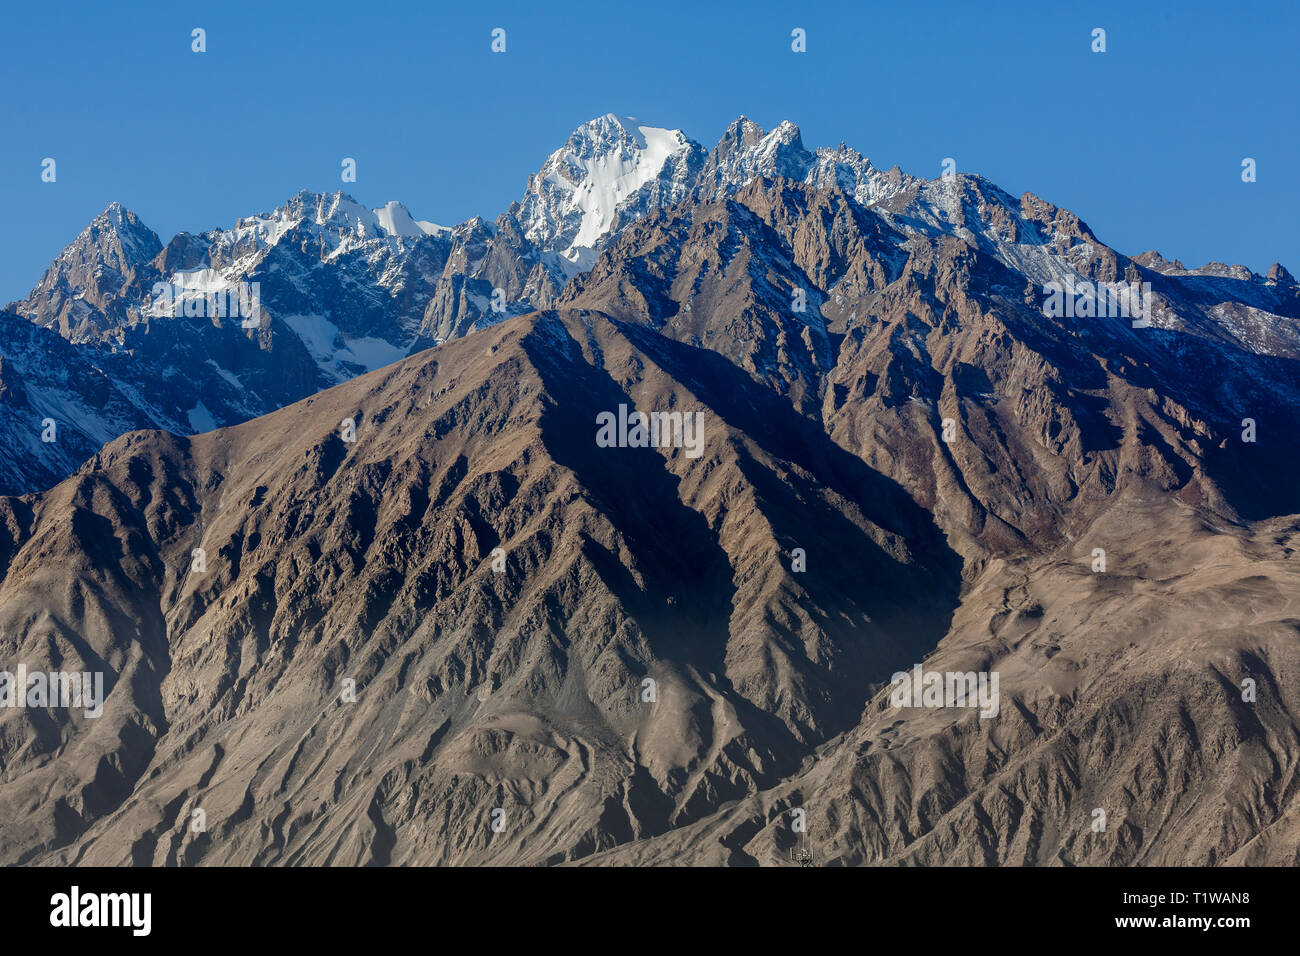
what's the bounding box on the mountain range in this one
[1,114,1298,866]
[4,114,1296,499]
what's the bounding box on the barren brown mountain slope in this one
[0,177,1297,866]
[0,309,962,865]
[584,502,1300,865]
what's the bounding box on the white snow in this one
[227,212,299,250]
[187,401,218,433]
[169,267,229,293]
[522,114,694,265]
[565,121,676,251]
[282,313,408,382]
[205,359,244,390]
[343,335,407,371]
[374,200,449,238]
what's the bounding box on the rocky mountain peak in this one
[696,116,915,210]
[11,202,162,340]
[509,114,706,269]
[1266,261,1296,286]
[1133,250,1187,273]
[695,116,812,201]
[54,201,161,280]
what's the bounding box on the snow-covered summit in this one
[207,191,447,259]
[511,114,706,269]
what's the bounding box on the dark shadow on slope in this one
[520,317,815,783]
[610,316,964,724]
[983,253,1300,521]
[524,313,963,740]
[519,322,737,668]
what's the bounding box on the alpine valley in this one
[0,115,1298,866]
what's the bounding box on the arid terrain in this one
[1,117,1298,867]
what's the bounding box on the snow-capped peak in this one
[302,192,446,241]
[189,191,450,284]
[79,202,161,262]
[511,114,706,269]
[374,200,448,239]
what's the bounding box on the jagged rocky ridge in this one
[5,114,1295,498]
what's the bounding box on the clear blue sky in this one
[1,0,1296,302]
